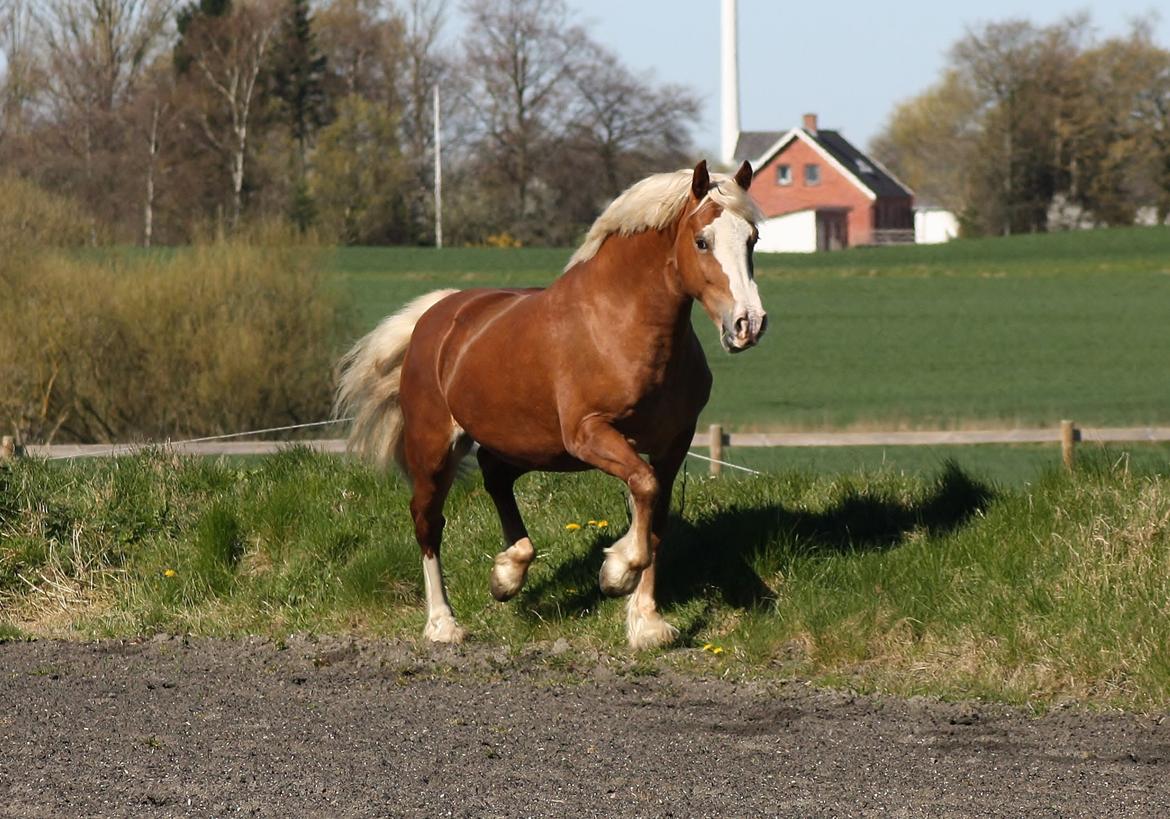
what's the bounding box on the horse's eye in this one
[695,237,709,251]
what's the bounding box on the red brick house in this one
[734,114,914,252]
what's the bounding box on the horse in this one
[335,159,767,649]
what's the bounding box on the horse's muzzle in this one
[722,310,767,353]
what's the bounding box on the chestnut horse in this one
[336,160,766,649]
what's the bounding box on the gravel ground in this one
[1,636,1168,818]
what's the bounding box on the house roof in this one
[733,131,784,164]
[736,126,913,200]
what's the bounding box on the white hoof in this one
[423,613,466,644]
[490,544,533,602]
[599,549,642,597]
[627,599,679,650]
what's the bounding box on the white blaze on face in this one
[709,209,764,343]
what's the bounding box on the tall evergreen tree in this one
[271,0,328,229]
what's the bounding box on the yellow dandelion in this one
[712,646,725,655]
[163,569,177,578]
[701,642,714,652]
[565,523,581,531]
[596,520,608,528]
[587,520,598,526]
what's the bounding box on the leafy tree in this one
[874,17,1102,236]
[310,94,407,244]
[870,71,980,217]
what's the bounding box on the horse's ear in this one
[691,159,710,200]
[734,160,753,191]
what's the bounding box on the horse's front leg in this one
[625,428,692,649]
[566,418,659,598]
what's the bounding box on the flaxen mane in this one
[564,168,762,272]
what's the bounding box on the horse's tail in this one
[334,289,459,473]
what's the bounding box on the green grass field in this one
[330,226,1170,432]
[692,441,1170,486]
[4,449,1170,709]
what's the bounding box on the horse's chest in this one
[615,347,711,451]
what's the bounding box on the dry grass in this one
[0,175,94,248]
[0,229,351,444]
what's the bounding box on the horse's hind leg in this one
[477,448,535,601]
[405,414,473,643]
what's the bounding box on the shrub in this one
[0,235,352,444]
[0,175,94,248]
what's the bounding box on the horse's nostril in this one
[734,315,749,335]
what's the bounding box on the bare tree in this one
[567,42,699,197]
[179,0,280,228]
[399,0,447,242]
[35,0,173,239]
[401,0,445,150]
[0,0,40,145]
[132,58,179,246]
[459,0,584,238]
[38,0,172,112]
[316,0,404,103]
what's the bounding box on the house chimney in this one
[803,113,818,135]
[720,0,740,165]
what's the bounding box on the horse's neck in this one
[562,229,692,335]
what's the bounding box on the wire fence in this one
[4,420,1169,476]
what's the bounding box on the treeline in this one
[871,16,1170,236]
[0,0,699,247]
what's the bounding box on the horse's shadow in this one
[515,462,992,636]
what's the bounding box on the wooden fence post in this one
[0,436,15,462]
[708,423,723,476]
[1060,420,1076,471]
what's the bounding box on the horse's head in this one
[676,160,766,353]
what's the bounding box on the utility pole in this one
[720,0,740,166]
[433,83,443,249]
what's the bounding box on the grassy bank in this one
[3,449,1169,709]
[330,228,1170,432]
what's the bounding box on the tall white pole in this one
[720,0,740,166]
[433,83,443,249]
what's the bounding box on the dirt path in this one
[2,636,1168,818]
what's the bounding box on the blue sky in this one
[546,1,1169,160]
